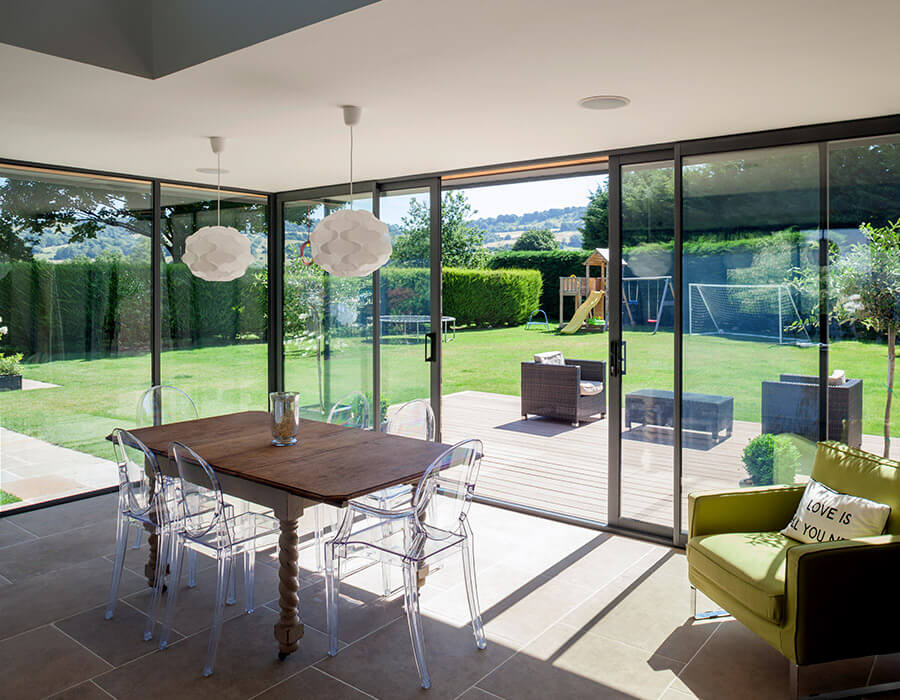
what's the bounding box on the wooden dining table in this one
[120,410,451,659]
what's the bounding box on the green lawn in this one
[1,328,896,465]
[0,490,21,505]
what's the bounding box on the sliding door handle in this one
[620,340,627,376]
[425,332,436,362]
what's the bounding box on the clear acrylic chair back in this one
[386,399,435,440]
[413,439,482,537]
[168,441,228,544]
[112,428,163,517]
[136,385,199,427]
[327,391,370,429]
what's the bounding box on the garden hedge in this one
[443,268,541,326]
[486,250,589,320]
[381,266,542,326]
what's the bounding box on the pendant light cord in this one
[217,152,222,226]
[349,124,354,210]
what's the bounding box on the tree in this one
[580,183,608,249]
[0,174,266,263]
[391,191,487,268]
[829,219,900,457]
[512,228,559,251]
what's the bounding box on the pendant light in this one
[182,136,253,282]
[308,106,391,277]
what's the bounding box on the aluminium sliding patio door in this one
[608,152,679,541]
[374,178,442,435]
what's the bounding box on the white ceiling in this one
[1,0,898,192]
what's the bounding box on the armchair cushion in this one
[812,441,900,534]
[579,380,604,396]
[688,531,801,624]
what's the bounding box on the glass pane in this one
[682,145,821,531]
[378,187,431,426]
[0,165,151,510]
[159,184,268,417]
[436,174,611,522]
[827,135,900,459]
[283,193,373,423]
[620,161,675,528]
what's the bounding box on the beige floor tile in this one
[94,608,329,700]
[0,556,146,640]
[48,680,115,700]
[0,517,38,548]
[0,519,117,581]
[125,555,280,637]
[56,602,185,667]
[674,620,874,699]
[478,623,683,700]
[422,562,595,646]
[254,667,372,699]
[559,553,718,664]
[457,688,508,700]
[317,614,517,700]
[266,575,405,644]
[0,625,111,700]
[541,533,668,589]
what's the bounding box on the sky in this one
[377,173,607,225]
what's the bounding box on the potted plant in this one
[0,316,23,390]
[741,433,801,486]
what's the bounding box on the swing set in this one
[622,275,675,334]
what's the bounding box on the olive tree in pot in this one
[0,317,23,392]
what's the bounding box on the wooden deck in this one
[441,390,898,529]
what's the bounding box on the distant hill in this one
[384,205,587,250]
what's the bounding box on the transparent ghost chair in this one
[309,391,373,571]
[364,399,436,593]
[104,428,170,642]
[158,441,280,677]
[136,384,199,428]
[325,439,486,689]
[134,384,203,584]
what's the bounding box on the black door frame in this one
[608,148,680,543]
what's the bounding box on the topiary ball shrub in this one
[742,433,802,485]
[743,434,776,485]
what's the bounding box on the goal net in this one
[688,283,811,344]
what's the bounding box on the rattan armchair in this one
[521,358,606,427]
[761,373,862,448]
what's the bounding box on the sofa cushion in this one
[534,351,564,365]
[579,381,603,396]
[811,441,900,535]
[688,531,802,624]
[781,478,890,543]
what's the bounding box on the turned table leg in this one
[274,517,304,659]
[143,519,161,587]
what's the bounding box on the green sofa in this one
[687,440,900,699]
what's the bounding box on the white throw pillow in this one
[828,369,846,385]
[534,351,565,366]
[781,478,891,544]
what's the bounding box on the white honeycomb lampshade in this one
[182,225,253,281]
[309,209,392,277]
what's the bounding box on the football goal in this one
[688,283,811,344]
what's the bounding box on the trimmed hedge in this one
[487,250,590,320]
[443,268,541,326]
[0,259,266,360]
[381,266,542,326]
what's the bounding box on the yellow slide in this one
[560,290,605,334]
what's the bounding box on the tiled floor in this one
[0,494,896,699]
